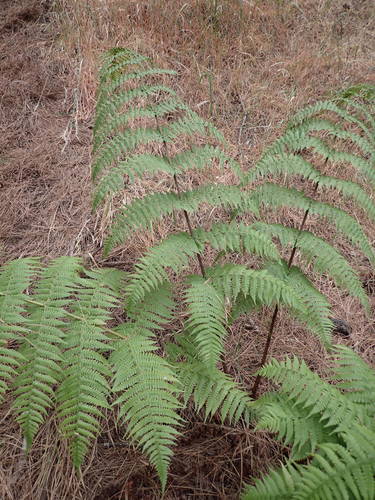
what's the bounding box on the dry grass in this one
[0,0,374,498]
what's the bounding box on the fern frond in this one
[125,232,202,306]
[12,257,82,448]
[253,222,369,311]
[242,462,300,499]
[288,99,374,145]
[94,97,188,152]
[125,222,279,310]
[251,183,375,266]
[184,276,228,366]
[332,345,375,411]
[105,184,258,254]
[0,258,39,399]
[257,357,366,430]
[98,48,148,83]
[56,268,122,467]
[242,440,375,500]
[94,145,241,209]
[127,282,176,331]
[254,392,337,460]
[93,85,177,142]
[265,118,375,160]
[94,109,226,181]
[266,261,333,345]
[111,331,182,491]
[194,222,280,262]
[208,264,305,312]
[176,359,252,424]
[246,152,375,219]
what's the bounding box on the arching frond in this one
[184,276,228,366]
[94,97,188,152]
[252,222,369,311]
[110,330,182,491]
[246,152,375,219]
[56,268,122,467]
[12,257,82,448]
[332,345,375,411]
[257,356,367,430]
[176,358,252,424]
[288,99,374,145]
[193,222,280,262]
[104,184,258,254]
[125,232,203,306]
[254,392,338,461]
[127,282,176,331]
[94,144,240,208]
[0,258,39,399]
[251,183,375,266]
[208,263,305,313]
[264,118,375,159]
[266,261,333,346]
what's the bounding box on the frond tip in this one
[111,332,182,490]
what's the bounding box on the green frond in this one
[125,223,279,313]
[176,359,252,424]
[57,268,121,467]
[287,99,374,146]
[126,232,202,306]
[242,440,375,500]
[253,222,369,311]
[257,357,365,431]
[299,442,375,500]
[111,331,182,491]
[262,133,375,187]
[265,118,375,159]
[171,145,241,178]
[184,276,228,366]
[193,222,280,262]
[254,392,338,461]
[0,258,40,399]
[251,183,375,266]
[242,462,300,499]
[12,257,82,448]
[209,263,305,314]
[332,345,375,411]
[94,145,241,209]
[94,97,188,152]
[99,48,149,83]
[93,84,177,142]
[266,261,333,346]
[105,184,258,254]
[127,282,176,331]
[246,152,375,217]
[335,83,375,103]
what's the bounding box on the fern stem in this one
[172,174,207,278]
[251,180,320,399]
[154,114,207,278]
[0,292,129,341]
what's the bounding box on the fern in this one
[56,268,121,467]
[105,184,258,254]
[0,258,39,398]
[250,183,375,266]
[167,334,252,424]
[110,331,182,491]
[242,346,375,499]
[13,257,82,448]
[1,49,373,494]
[252,222,369,311]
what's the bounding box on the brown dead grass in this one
[0,0,374,498]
